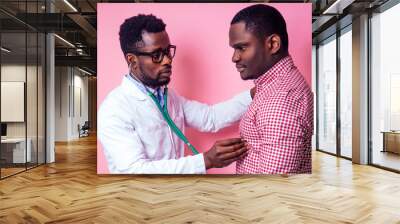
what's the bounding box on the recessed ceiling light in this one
[78,67,93,76]
[54,34,75,48]
[323,0,355,15]
[63,0,78,12]
[1,47,11,53]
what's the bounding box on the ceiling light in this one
[63,0,78,12]
[323,0,341,14]
[322,0,355,15]
[1,47,11,53]
[54,34,75,48]
[78,67,93,76]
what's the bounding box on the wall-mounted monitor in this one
[1,82,25,122]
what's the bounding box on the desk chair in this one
[79,121,90,138]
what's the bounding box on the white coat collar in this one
[121,75,148,101]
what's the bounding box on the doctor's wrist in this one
[203,153,212,170]
[250,87,256,99]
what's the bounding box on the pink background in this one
[97,3,311,174]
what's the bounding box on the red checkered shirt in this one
[236,56,313,174]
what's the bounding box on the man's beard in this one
[136,67,170,88]
[139,72,169,87]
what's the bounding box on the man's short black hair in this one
[119,14,166,55]
[231,4,289,52]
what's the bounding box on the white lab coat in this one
[98,76,252,174]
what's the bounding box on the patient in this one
[228,5,314,174]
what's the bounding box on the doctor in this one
[98,14,252,174]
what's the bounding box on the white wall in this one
[72,73,89,138]
[1,64,42,137]
[55,67,89,141]
[55,67,69,141]
[1,63,46,164]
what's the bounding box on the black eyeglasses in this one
[130,45,176,63]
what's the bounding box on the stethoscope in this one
[128,65,199,155]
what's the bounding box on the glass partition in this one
[339,27,352,158]
[317,35,337,155]
[0,0,46,179]
[371,3,400,171]
[1,30,28,177]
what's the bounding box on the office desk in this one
[382,131,400,154]
[1,138,31,163]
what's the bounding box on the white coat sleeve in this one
[179,90,252,132]
[98,103,206,174]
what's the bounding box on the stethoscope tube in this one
[128,65,199,155]
[147,88,200,155]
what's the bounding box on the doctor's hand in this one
[203,138,249,169]
[250,86,256,99]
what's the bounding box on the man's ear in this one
[125,53,137,69]
[265,34,282,55]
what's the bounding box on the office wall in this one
[73,72,89,138]
[1,64,42,139]
[1,63,45,168]
[54,67,89,141]
[1,82,24,122]
[55,67,69,141]
[88,77,97,132]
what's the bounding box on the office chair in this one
[79,121,90,138]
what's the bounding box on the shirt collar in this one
[123,74,165,100]
[254,55,294,88]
